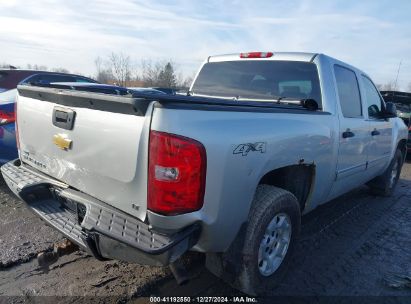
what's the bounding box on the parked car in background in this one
[395,102,411,122]
[408,125,411,154]
[128,87,168,95]
[0,69,98,164]
[0,89,18,163]
[396,103,411,154]
[0,69,98,91]
[380,90,411,155]
[45,84,168,96]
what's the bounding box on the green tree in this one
[157,62,177,88]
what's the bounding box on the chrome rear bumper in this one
[1,160,199,266]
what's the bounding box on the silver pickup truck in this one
[1,52,408,295]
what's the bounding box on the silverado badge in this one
[53,134,72,150]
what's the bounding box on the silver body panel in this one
[16,94,154,221]
[14,52,408,253]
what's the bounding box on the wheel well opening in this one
[259,164,315,212]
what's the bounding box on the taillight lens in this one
[0,110,15,125]
[240,52,273,58]
[148,131,206,215]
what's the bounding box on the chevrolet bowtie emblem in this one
[53,134,72,150]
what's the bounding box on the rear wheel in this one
[369,149,404,197]
[257,213,292,277]
[230,185,301,295]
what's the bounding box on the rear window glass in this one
[21,74,96,85]
[74,77,96,83]
[0,72,9,88]
[191,61,322,106]
[23,74,75,84]
[0,88,17,104]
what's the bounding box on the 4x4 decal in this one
[233,142,266,156]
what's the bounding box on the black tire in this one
[230,185,301,295]
[368,149,404,197]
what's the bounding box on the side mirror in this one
[381,102,397,118]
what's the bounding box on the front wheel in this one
[232,185,301,295]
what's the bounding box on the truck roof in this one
[206,52,371,84]
[208,52,318,63]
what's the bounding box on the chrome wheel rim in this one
[389,159,399,188]
[258,213,292,276]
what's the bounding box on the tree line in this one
[1,52,194,90]
[94,53,193,89]
[375,81,411,92]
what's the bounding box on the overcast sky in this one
[0,0,410,89]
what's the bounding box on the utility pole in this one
[391,60,402,102]
[393,60,402,90]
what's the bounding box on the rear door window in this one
[334,65,362,118]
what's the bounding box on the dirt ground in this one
[0,161,411,303]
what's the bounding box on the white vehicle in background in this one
[1,52,407,295]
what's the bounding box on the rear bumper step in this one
[1,160,200,266]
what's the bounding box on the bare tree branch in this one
[109,52,131,86]
[94,56,113,84]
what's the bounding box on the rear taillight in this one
[148,131,206,215]
[0,110,15,125]
[240,52,273,58]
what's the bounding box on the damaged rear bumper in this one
[1,159,200,266]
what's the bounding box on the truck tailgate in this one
[16,85,152,221]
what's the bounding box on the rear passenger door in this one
[361,75,392,175]
[333,65,369,183]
